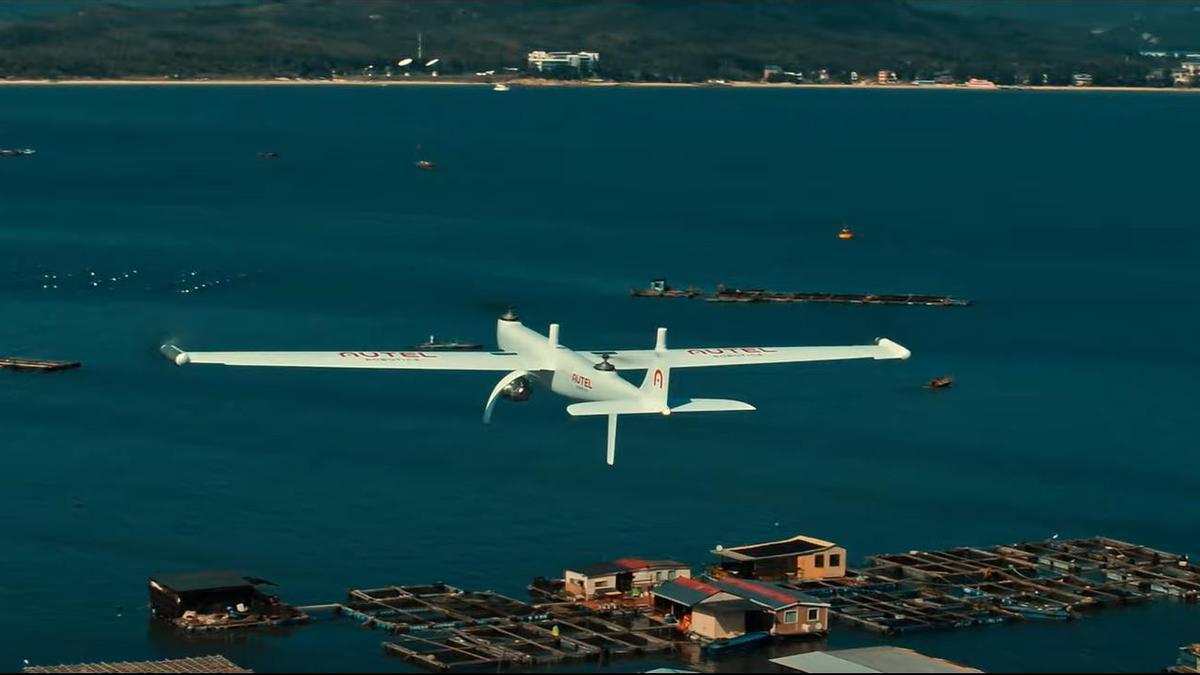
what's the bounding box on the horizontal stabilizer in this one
[567,401,663,416]
[567,398,755,417]
[670,398,755,413]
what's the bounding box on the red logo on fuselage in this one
[652,369,664,389]
[339,351,434,359]
[686,347,778,356]
[571,373,593,389]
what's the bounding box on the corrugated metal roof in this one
[771,647,982,673]
[710,577,829,611]
[571,559,688,577]
[652,577,725,606]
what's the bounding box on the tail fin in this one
[639,327,670,406]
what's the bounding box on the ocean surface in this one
[0,85,1197,673]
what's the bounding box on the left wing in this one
[595,338,910,370]
[161,344,526,371]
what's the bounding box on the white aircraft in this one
[160,309,910,465]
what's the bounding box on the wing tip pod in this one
[160,343,190,366]
[874,337,911,360]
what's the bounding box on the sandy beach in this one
[0,77,1196,93]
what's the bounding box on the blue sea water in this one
[0,85,1197,673]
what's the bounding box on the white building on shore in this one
[527,50,600,73]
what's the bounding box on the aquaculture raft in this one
[313,582,673,671]
[0,357,80,372]
[784,536,1197,635]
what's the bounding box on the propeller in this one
[483,370,529,423]
[593,352,616,371]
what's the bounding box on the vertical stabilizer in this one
[639,327,670,408]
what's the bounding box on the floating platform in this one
[784,536,1194,635]
[707,288,969,307]
[314,582,672,671]
[628,279,969,306]
[24,655,251,673]
[0,357,80,372]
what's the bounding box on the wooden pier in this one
[324,583,672,671]
[706,287,969,307]
[0,357,80,372]
[628,279,969,307]
[784,536,1196,635]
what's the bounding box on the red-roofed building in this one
[563,559,690,601]
[652,575,830,640]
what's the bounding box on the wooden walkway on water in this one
[0,357,80,372]
[786,536,1198,635]
[302,582,674,671]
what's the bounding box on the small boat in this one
[838,224,855,240]
[256,151,281,159]
[703,631,770,656]
[0,148,36,157]
[415,159,436,170]
[927,376,954,389]
[630,278,703,298]
[493,83,511,92]
[1001,597,1071,620]
[412,335,483,351]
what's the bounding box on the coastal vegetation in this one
[0,0,1193,85]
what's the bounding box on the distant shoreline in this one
[1,77,1197,93]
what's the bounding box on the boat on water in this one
[927,376,955,389]
[256,151,281,159]
[838,224,855,240]
[415,159,436,170]
[0,148,36,157]
[493,83,511,92]
[964,78,998,89]
[630,278,703,298]
[703,631,770,656]
[412,335,483,351]
[1001,597,1071,620]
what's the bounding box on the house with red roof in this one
[652,575,830,640]
[563,558,691,601]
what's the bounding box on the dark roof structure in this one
[713,535,836,561]
[651,576,730,606]
[149,572,259,593]
[710,577,830,611]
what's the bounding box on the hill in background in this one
[0,0,1191,84]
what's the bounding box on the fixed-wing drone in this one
[161,308,910,465]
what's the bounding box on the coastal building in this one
[1173,61,1200,86]
[877,70,897,84]
[713,534,846,581]
[1072,73,1094,87]
[563,558,690,600]
[527,50,600,73]
[762,64,783,82]
[148,571,306,630]
[651,576,829,639]
[771,646,981,673]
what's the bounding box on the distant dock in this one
[630,279,969,307]
[0,357,80,372]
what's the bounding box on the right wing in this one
[160,344,526,371]
[596,338,910,370]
